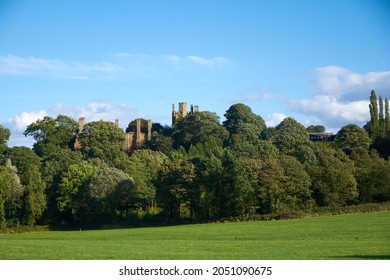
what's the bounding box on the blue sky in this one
[1,0,390,147]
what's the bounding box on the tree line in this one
[0,90,389,228]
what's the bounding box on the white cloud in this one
[7,110,47,132]
[311,66,390,100]
[289,66,390,129]
[265,113,287,127]
[3,102,144,147]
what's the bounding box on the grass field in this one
[1,211,389,260]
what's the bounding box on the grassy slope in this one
[0,211,389,260]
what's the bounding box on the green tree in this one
[254,156,312,214]
[368,90,379,139]
[226,134,278,160]
[0,125,10,161]
[366,91,390,158]
[220,152,254,217]
[0,166,11,228]
[88,164,134,221]
[24,115,78,156]
[127,149,167,211]
[308,143,358,207]
[41,149,83,224]
[157,155,196,219]
[4,159,24,225]
[79,120,125,164]
[7,146,41,186]
[147,124,173,155]
[223,103,266,142]
[57,163,98,223]
[350,149,390,202]
[307,125,325,133]
[125,118,150,133]
[334,124,371,155]
[23,165,46,226]
[172,111,229,150]
[271,117,311,155]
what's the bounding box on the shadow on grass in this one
[335,255,390,260]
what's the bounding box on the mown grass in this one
[0,211,389,260]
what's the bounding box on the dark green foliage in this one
[0,166,11,228]
[23,165,46,226]
[272,117,310,155]
[172,111,229,150]
[2,93,390,229]
[308,143,358,207]
[4,160,24,225]
[24,115,78,156]
[125,118,150,133]
[350,149,390,203]
[57,162,98,223]
[127,149,167,210]
[366,90,390,158]
[79,120,125,164]
[253,156,313,214]
[223,103,266,142]
[307,125,325,133]
[7,147,41,186]
[0,125,10,159]
[335,124,371,155]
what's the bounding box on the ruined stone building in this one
[172,102,199,124]
[74,117,152,152]
[123,118,152,152]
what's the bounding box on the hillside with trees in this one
[0,92,389,229]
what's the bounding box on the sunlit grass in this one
[1,211,389,260]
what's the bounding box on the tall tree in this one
[88,164,134,221]
[127,149,167,211]
[368,90,379,139]
[23,165,46,226]
[7,147,41,186]
[172,111,229,150]
[271,117,311,155]
[308,143,358,207]
[78,121,125,164]
[24,115,78,156]
[385,98,390,136]
[334,124,371,155]
[223,103,266,142]
[4,159,24,225]
[57,162,98,223]
[0,125,10,164]
[306,125,325,133]
[0,166,11,228]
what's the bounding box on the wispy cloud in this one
[223,86,282,104]
[187,56,229,67]
[0,55,128,79]
[165,54,230,68]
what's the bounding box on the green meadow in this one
[1,211,389,260]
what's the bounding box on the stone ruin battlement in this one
[74,102,199,152]
[74,117,152,152]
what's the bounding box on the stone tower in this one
[172,102,199,124]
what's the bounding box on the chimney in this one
[136,118,141,148]
[115,119,119,127]
[147,119,152,141]
[78,117,85,133]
